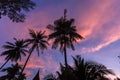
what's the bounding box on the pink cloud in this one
[1,1,120,79]
[76,0,120,53]
[17,0,120,55]
[77,0,116,37]
[25,70,32,77]
[18,53,58,79]
[81,23,120,53]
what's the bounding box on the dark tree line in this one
[43,56,118,80]
[57,56,115,80]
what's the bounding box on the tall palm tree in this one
[21,29,48,73]
[47,9,83,67]
[0,38,28,69]
[0,63,26,80]
[73,55,115,80]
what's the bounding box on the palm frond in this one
[29,29,37,38]
[6,42,15,46]
[1,38,28,62]
[47,24,55,31]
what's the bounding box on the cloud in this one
[76,0,120,53]
[77,0,116,37]
[1,0,120,79]
[19,0,120,56]
[19,53,58,79]
[25,70,32,77]
[87,26,120,53]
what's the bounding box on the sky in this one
[0,0,120,80]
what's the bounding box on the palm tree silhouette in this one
[72,55,88,80]
[21,29,48,73]
[0,38,28,69]
[57,64,77,80]
[73,55,115,80]
[57,55,115,80]
[47,9,83,67]
[0,63,26,80]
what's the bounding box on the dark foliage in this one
[0,63,26,80]
[57,55,115,80]
[21,29,48,73]
[43,73,57,80]
[0,38,28,69]
[0,0,35,22]
[57,64,77,80]
[26,29,48,56]
[73,55,115,80]
[47,9,83,67]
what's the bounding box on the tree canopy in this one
[0,0,35,22]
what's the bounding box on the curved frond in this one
[1,38,28,62]
[72,55,115,80]
[27,29,48,56]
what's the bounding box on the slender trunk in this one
[0,59,9,69]
[21,48,33,73]
[64,46,68,67]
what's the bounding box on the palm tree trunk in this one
[0,59,9,69]
[21,48,34,73]
[64,46,68,67]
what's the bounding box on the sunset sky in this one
[0,0,120,79]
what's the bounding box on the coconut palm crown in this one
[0,38,28,69]
[21,29,48,73]
[47,9,83,67]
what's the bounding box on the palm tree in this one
[57,55,115,80]
[47,9,83,67]
[73,55,115,80]
[72,55,88,80]
[21,29,48,73]
[57,64,77,80]
[0,38,28,69]
[0,63,26,80]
